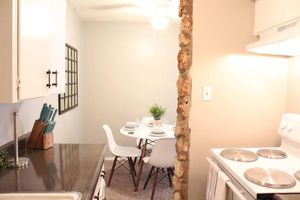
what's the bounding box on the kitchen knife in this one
[42,105,50,122]
[47,107,54,122]
[39,103,47,121]
[42,106,49,121]
[45,122,56,134]
[48,122,56,133]
[51,109,57,122]
[44,105,53,122]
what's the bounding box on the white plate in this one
[150,130,165,134]
[123,127,135,131]
[149,132,166,137]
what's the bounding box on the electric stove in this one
[211,113,300,200]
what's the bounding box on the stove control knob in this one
[287,124,294,132]
[280,121,287,129]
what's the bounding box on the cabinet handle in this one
[46,70,51,88]
[52,70,58,87]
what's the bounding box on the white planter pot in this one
[153,119,162,127]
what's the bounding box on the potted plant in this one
[149,103,166,127]
[0,150,10,170]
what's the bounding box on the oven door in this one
[226,180,252,200]
[207,157,254,200]
[93,165,105,200]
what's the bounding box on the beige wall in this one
[189,0,289,199]
[0,4,84,145]
[0,9,179,147]
[81,22,179,145]
[287,57,300,113]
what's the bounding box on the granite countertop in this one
[0,144,107,200]
[274,194,300,200]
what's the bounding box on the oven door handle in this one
[226,181,248,200]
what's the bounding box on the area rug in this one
[104,160,173,200]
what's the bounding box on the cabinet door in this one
[48,0,66,95]
[0,0,18,103]
[18,0,51,100]
[255,0,300,34]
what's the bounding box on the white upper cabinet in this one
[48,0,66,95]
[0,0,66,103]
[0,0,18,103]
[254,0,300,34]
[18,0,52,100]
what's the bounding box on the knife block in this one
[37,132,53,150]
[27,120,54,150]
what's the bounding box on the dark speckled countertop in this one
[274,194,300,200]
[0,144,107,200]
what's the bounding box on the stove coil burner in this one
[294,171,300,181]
[257,149,288,159]
[244,167,296,189]
[220,149,258,162]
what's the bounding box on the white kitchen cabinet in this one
[49,0,66,95]
[93,165,106,200]
[0,0,18,103]
[0,0,66,103]
[254,0,300,34]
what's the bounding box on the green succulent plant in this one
[0,150,10,170]
[149,103,166,120]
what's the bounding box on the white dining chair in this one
[142,138,176,200]
[102,124,141,188]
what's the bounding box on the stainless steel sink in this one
[0,192,82,200]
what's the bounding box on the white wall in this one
[0,9,179,147]
[189,0,288,199]
[81,22,179,145]
[287,56,300,113]
[0,4,84,145]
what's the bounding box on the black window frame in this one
[58,43,78,115]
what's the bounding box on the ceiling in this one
[67,0,180,22]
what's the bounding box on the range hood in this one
[247,18,300,57]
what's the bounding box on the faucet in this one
[9,112,29,168]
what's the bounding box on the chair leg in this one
[133,157,137,166]
[138,155,143,166]
[107,156,118,187]
[143,166,155,190]
[151,168,160,200]
[167,168,173,187]
[138,139,148,166]
[129,157,137,176]
[128,157,137,188]
[170,167,174,176]
[134,139,143,166]
[135,158,144,192]
[137,138,143,148]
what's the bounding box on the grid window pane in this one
[59,44,78,114]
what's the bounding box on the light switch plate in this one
[202,86,212,101]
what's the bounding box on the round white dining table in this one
[120,123,175,191]
[120,124,175,140]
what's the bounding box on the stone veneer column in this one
[173,0,193,200]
